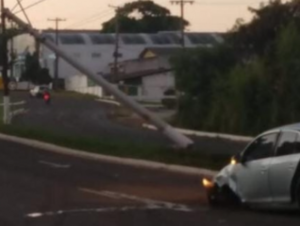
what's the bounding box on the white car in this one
[30,85,49,98]
[203,123,300,209]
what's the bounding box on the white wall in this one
[141,72,175,102]
[15,82,34,90]
[10,34,36,54]
[42,44,148,80]
[65,74,103,97]
[12,31,223,88]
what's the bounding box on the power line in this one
[65,9,112,28]
[13,0,47,14]
[194,0,268,5]
[162,0,266,5]
[11,0,24,12]
[16,0,32,26]
[66,10,113,29]
[68,12,113,29]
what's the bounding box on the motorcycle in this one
[43,92,51,105]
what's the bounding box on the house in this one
[11,30,223,96]
[105,47,187,102]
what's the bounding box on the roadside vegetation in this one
[0,94,231,170]
[0,124,229,170]
[51,91,98,100]
[171,0,300,136]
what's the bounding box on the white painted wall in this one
[41,42,149,80]
[10,34,36,54]
[12,31,223,90]
[65,74,103,97]
[16,82,34,90]
[141,72,175,102]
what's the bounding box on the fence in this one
[0,100,27,124]
[65,75,103,97]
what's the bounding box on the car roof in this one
[266,123,300,133]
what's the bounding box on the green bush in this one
[170,9,300,136]
[161,97,177,109]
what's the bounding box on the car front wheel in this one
[207,185,240,207]
[295,180,300,208]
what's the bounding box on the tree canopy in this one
[171,0,300,135]
[227,0,300,57]
[21,51,52,85]
[0,26,24,66]
[101,0,189,33]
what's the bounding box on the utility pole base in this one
[3,96,10,125]
[163,125,193,149]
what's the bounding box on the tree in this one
[171,44,237,130]
[21,51,40,83]
[227,0,300,57]
[0,26,24,66]
[101,0,189,33]
[170,0,300,135]
[270,21,300,125]
[21,51,52,85]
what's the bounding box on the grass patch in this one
[51,91,97,100]
[0,124,230,170]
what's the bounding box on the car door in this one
[268,131,300,203]
[233,132,278,203]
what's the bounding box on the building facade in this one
[11,30,223,95]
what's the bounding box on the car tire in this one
[207,193,220,207]
[223,186,241,206]
[295,179,300,208]
[208,186,240,208]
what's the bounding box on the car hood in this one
[213,163,239,195]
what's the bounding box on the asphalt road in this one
[0,139,300,226]
[11,92,248,155]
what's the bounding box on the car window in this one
[295,134,300,153]
[276,131,297,156]
[243,133,277,162]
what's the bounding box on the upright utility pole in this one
[170,0,194,47]
[1,0,10,124]
[10,21,15,80]
[109,5,120,83]
[47,17,66,90]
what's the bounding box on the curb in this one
[96,98,120,106]
[96,99,164,109]
[143,124,253,142]
[0,133,217,178]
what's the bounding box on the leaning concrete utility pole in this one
[3,8,194,149]
[1,0,10,124]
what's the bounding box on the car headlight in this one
[202,178,214,188]
[230,157,237,165]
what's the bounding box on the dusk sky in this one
[6,0,268,32]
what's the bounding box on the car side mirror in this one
[231,153,245,165]
[239,154,248,165]
[240,157,246,165]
